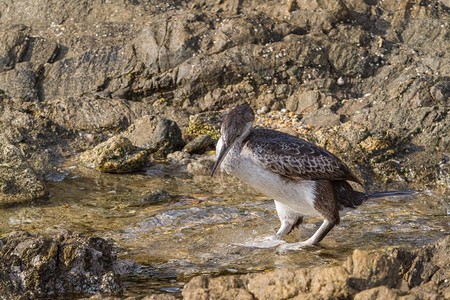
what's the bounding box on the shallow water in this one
[1,161,448,297]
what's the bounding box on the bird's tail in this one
[367,190,419,200]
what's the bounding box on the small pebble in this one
[337,77,345,86]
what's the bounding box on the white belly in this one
[217,138,319,217]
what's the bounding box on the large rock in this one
[79,135,149,173]
[0,134,46,206]
[182,236,450,299]
[123,115,184,158]
[0,229,133,298]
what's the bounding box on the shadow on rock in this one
[0,229,134,298]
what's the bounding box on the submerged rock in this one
[0,229,133,298]
[79,135,149,173]
[182,236,450,299]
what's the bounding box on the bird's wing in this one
[243,129,361,183]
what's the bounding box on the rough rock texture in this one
[79,135,149,173]
[83,294,178,300]
[167,151,216,176]
[0,0,448,203]
[0,134,46,206]
[0,229,132,298]
[182,236,450,300]
[123,115,184,158]
[182,134,215,154]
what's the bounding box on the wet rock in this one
[167,150,215,176]
[183,236,450,300]
[0,134,46,206]
[186,155,216,176]
[0,229,132,298]
[79,135,149,173]
[129,190,172,207]
[182,134,214,154]
[167,151,191,164]
[123,115,184,158]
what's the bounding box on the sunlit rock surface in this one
[183,236,450,299]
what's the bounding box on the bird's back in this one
[243,128,362,184]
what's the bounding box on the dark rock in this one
[167,151,191,164]
[83,294,178,300]
[123,115,184,158]
[135,190,172,206]
[167,151,215,176]
[0,134,46,206]
[0,62,37,101]
[0,25,30,72]
[79,135,149,173]
[186,155,216,176]
[182,236,450,300]
[430,79,449,106]
[0,229,132,298]
[182,134,214,154]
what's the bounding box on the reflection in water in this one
[0,163,448,296]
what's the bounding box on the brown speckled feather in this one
[243,128,362,184]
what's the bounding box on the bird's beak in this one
[211,144,231,177]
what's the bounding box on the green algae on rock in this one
[182,134,214,154]
[79,135,149,173]
[185,121,221,141]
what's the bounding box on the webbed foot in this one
[277,240,315,253]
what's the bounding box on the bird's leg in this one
[272,201,303,240]
[273,222,294,240]
[278,220,335,252]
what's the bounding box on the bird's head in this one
[211,105,255,176]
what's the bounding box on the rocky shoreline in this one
[0,0,449,298]
[1,230,448,299]
[183,236,450,300]
[0,0,448,206]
